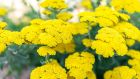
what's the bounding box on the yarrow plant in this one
[1,0,140,79]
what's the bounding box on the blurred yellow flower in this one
[81,0,93,10]
[57,12,73,21]
[40,0,67,9]
[0,8,7,16]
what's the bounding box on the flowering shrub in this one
[1,0,140,79]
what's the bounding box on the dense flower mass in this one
[111,0,140,13]
[1,0,140,79]
[30,60,67,79]
[65,52,95,79]
[21,19,73,46]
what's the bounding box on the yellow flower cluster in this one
[0,22,24,53]
[79,6,130,27]
[53,41,75,53]
[82,38,92,47]
[0,8,7,16]
[111,0,140,13]
[80,6,140,58]
[113,22,140,42]
[37,46,56,56]
[127,50,140,60]
[37,41,75,56]
[65,52,95,79]
[42,10,52,15]
[81,0,93,10]
[22,18,90,56]
[91,27,128,58]
[21,19,78,56]
[71,22,89,35]
[0,17,89,56]
[40,0,67,9]
[21,19,73,46]
[30,60,67,79]
[104,66,136,79]
[0,22,7,29]
[126,39,136,47]
[57,12,73,21]
[127,50,140,79]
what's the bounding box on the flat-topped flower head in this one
[65,52,95,79]
[0,8,7,16]
[113,22,140,42]
[111,0,140,13]
[104,66,136,79]
[79,6,130,27]
[30,60,67,79]
[91,27,128,58]
[40,0,67,10]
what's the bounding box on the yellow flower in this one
[79,12,96,24]
[39,33,58,47]
[10,32,24,45]
[37,46,56,56]
[127,50,140,60]
[65,52,95,79]
[30,19,45,25]
[21,19,74,46]
[53,41,75,53]
[104,66,136,79]
[0,8,7,16]
[30,60,67,79]
[111,0,140,13]
[126,39,135,46]
[92,40,114,57]
[0,22,7,29]
[127,50,140,79]
[40,0,67,9]
[0,43,6,54]
[42,10,52,15]
[21,25,41,44]
[113,22,140,41]
[0,30,14,45]
[87,71,96,79]
[57,12,73,21]
[81,0,93,10]
[82,38,92,47]
[79,6,130,27]
[91,27,128,58]
[71,22,88,35]
[41,20,73,44]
